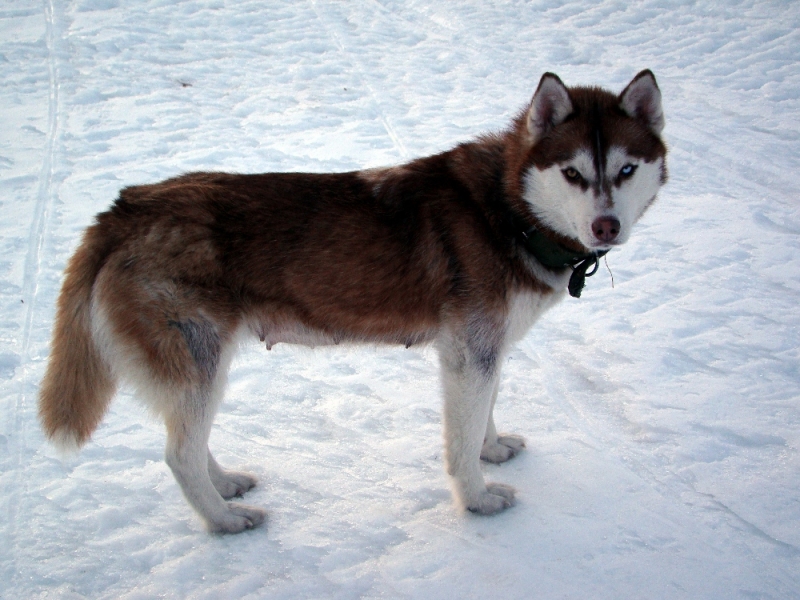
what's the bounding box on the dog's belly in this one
[246,316,439,350]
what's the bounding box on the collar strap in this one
[519,227,608,298]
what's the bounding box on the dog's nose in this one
[592,217,620,243]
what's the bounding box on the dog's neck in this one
[516,224,608,298]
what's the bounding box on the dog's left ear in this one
[527,73,573,145]
[619,70,664,134]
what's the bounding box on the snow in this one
[2,0,799,597]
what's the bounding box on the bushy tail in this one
[39,222,117,451]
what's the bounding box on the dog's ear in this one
[619,70,664,134]
[527,73,573,144]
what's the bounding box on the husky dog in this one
[39,71,667,533]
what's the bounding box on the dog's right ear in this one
[526,73,573,145]
[619,70,665,134]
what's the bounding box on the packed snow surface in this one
[2,0,799,598]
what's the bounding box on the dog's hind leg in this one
[480,378,526,464]
[164,382,266,533]
[93,256,264,533]
[160,317,265,533]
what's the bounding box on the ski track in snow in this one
[1,0,799,598]
[308,0,409,159]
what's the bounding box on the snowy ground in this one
[2,0,799,598]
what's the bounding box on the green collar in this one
[519,227,608,298]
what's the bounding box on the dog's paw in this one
[212,470,258,499]
[208,503,267,534]
[466,483,517,515]
[480,434,526,464]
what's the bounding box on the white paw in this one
[466,483,517,515]
[212,470,258,499]
[208,503,267,534]
[486,482,516,501]
[480,434,526,464]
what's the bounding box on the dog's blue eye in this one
[619,164,636,177]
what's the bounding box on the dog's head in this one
[520,70,667,251]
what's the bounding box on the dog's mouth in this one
[564,235,615,256]
[589,239,621,251]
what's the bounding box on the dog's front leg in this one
[438,333,516,515]
[480,378,526,464]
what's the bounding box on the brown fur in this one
[40,135,547,445]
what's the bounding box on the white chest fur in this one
[505,286,565,346]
